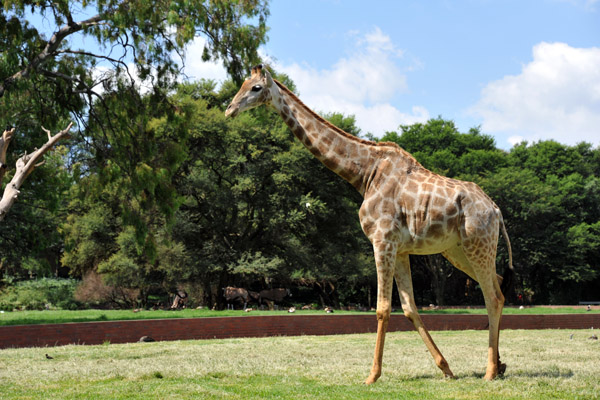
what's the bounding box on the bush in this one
[74,270,140,309]
[0,278,80,311]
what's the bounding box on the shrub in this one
[74,270,140,309]
[0,278,80,311]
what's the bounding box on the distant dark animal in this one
[45,354,53,359]
[248,290,260,302]
[223,287,253,310]
[139,336,156,342]
[259,288,291,308]
[170,290,188,310]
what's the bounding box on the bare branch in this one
[0,123,73,222]
[41,126,52,140]
[55,49,129,67]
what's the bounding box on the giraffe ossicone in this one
[226,64,514,384]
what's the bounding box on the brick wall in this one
[1,313,599,349]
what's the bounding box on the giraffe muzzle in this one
[225,103,238,118]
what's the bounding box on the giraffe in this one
[225,65,514,384]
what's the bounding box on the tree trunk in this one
[424,254,450,306]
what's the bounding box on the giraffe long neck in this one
[272,80,380,194]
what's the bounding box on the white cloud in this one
[275,27,429,136]
[180,37,229,84]
[470,42,600,147]
[507,135,525,146]
[90,63,159,96]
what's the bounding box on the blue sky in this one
[188,0,600,149]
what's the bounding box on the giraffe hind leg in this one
[395,254,455,379]
[443,245,505,380]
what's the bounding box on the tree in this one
[1,0,269,282]
[61,82,194,306]
[0,123,73,281]
[381,118,506,178]
[1,1,268,97]
[165,78,374,308]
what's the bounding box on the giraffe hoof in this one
[364,374,380,385]
[484,368,503,381]
[498,362,507,376]
[444,371,457,379]
[483,373,496,381]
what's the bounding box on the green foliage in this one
[382,118,506,178]
[1,1,268,94]
[61,85,195,305]
[565,222,600,282]
[163,80,374,307]
[61,204,118,275]
[2,0,599,307]
[0,143,73,278]
[1,0,268,284]
[0,278,79,310]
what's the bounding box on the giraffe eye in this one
[251,85,263,92]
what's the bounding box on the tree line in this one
[1,1,598,309]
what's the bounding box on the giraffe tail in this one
[499,217,515,297]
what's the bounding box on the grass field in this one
[1,306,597,326]
[0,329,598,399]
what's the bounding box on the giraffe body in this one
[226,65,513,384]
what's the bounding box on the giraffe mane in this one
[273,79,423,168]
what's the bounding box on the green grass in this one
[0,306,596,326]
[0,308,359,326]
[0,329,598,399]
[419,306,598,315]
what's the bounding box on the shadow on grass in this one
[460,367,574,380]
[402,373,443,381]
[509,367,574,379]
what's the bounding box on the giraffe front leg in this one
[394,254,455,379]
[365,240,396,385]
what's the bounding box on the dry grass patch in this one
[0,329,598,399]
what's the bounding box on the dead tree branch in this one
[0,127,16,185]
[0,123,73,222]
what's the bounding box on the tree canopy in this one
[1,2,599,309]
[1,0,268,288]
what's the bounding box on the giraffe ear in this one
[263,67,274,88]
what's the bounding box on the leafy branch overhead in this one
[1,1,269,124]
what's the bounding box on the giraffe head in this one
[225,64,275,118]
